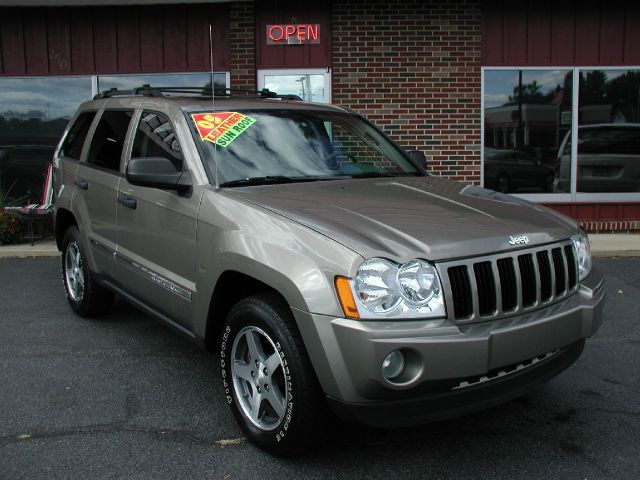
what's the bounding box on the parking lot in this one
[1,256,639,479]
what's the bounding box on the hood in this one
[227,176,578,262]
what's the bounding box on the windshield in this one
[187,109,422,186]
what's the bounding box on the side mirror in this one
[126,157,191,193]
[407,149,427,166]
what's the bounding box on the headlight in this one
[571,230,592,282]
[352,258,401,313]
[349,258,446,319]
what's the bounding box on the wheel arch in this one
[204,270,295,352]
[54,208,77,250]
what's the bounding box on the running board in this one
[100,277,201,346]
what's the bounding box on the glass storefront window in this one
[262,74,326,102]
[576,69,640,193]
[484,69,573,194]
[97,73,228,95]
[258,69,331,103]
[0,76,92,206]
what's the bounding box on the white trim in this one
[575,193,640,202]
[570,67,579,202]
[257,68,332,103]
[480,67,485,188]
[481,66,640,203]
[513,193,573,203]
[91,75,98,98]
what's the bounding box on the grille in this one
[442,241,579,322]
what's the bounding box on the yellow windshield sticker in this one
[192,112,256,148]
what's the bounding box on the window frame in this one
[129,109,184,173]
[481,66,640,203]
[85,108,136,174]
[59,110,98,162]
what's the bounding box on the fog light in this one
[382,350,405,380]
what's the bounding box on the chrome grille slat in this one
[438,240,579,323]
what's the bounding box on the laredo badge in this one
[192,112,256,148]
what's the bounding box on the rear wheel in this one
[220,293,333,456]
[61,226,114,317]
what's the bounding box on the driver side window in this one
[131,111,183,171]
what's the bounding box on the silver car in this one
[53,87,605,455]
[555,123,640,192]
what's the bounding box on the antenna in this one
[209,24,220,190]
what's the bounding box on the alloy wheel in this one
[231,326,288,431]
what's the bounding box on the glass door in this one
[257,68,331,103]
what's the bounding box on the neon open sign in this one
[266,24,321,45]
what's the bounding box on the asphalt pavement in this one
[0,257,638,479]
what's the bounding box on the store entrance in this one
[257,68,331,103]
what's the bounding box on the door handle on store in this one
[74,179,88,190]
[117,194,137,209]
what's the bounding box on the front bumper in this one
[292,267,605,427]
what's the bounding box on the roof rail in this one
[93,85,302,101]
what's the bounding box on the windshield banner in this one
[192,112,256,148]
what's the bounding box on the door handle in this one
[74,179,88,190]
[117,194,137,209]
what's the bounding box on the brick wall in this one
[229,1,256,91]
[332,0,482,183]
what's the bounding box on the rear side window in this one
[87,110,134,171]
[578,127,640,155]
[131,111,183,171]
[60,111,96,160]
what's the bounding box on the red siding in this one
[526,0,551,65]
[140,9,164,72]
[545,203,640,230]
[550,2,575,65]
[69,7,95,73]
[255,0,331,69]
[46,9,72,74]
[23,10,49,75]
[483,0,640,66]
[0,10,26,74]
[93,7,118,73]
[623,5,640,63]
[0,5,229,76]
[163,5,188,72]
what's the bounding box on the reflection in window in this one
[189,110,418,185]
[97,73,227,96]
[483,70,572,193]
[264,74,326,102]
[575,69,640,193]
[87,110,134,171]
[132,111,183,171]
[0,76,92,206]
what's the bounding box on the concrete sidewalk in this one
[0,234,638,259]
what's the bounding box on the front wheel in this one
[220,294,333,455]
[61,226,114,317]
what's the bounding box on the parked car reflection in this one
[555,124,640,193]
[484,148,555,193]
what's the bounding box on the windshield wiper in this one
[349,172,422,179]
[219,175,338,188]
[349,172,394,178]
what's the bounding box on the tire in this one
[61,225,114,317]
[497,173,510,193]
[543,174,554,193]
[220,293,333,456]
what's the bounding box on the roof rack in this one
[94,85,302,101]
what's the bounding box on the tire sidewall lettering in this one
[221,320,295,443]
